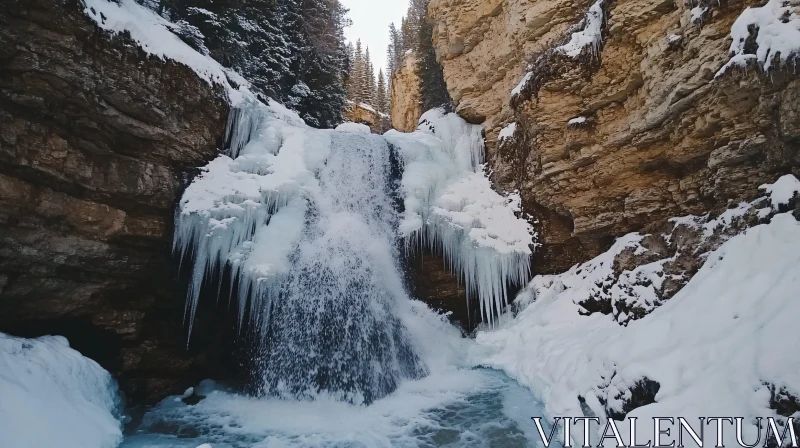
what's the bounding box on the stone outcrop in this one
[390,52,423,132]
[0,0,232,403]
[343,101,391,134]
[429,0,800,273]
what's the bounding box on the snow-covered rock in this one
[472,176,800,446]
[717,0,800,76]
[335,122,372,134]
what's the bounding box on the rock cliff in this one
[0,0,232,403]
[390,52,423,132]
[343,101,391,133]
[429,0,800,273]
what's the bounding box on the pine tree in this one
[364,47,376,105]
[376,70,388,114]
[401,17,414,53]
[162,0,349,129]
[414,1,452,112]
[343,41,355,97]
[348,40,365,103]
[387,24,397,77]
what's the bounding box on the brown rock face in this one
[390,52,423,132]
[430,0,800,272]
[343,102,391,133]
[0,0,232,403]
[406,249,477,333]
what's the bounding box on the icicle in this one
[386,111,536,326]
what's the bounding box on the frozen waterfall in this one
[174,94,534,403]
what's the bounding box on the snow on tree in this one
[415,1,452,111]
[364,47,377,105]
[134,0,350,129]
[376,69,389,114]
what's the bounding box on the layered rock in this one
[0,0,231,403]
[343,101,391,133]
[390,52,423,132]
[429,0,800,273]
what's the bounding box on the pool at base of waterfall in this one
[120,368,550,448]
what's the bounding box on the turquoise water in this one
[121,368,550,448]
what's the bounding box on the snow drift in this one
[0,333,123,448]
[472,175,800,446]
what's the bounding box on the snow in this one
[82,0,247,103]
[385,110,536,325]
[0,333,123,448]
[498,122,517,142]
[555,0,605,58]
[716,0,800,76]
[760,173,800,209]
[667,33,682,43]
[472,211,800,446]
[511,72,533,97]
[335,122,372,134]
[568,116,587,125]
[690,6,707,24]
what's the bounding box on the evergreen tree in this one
[348,40,365,103]
[414,1,452,111]
[401,17,414,53]
[376,70,389,114]
[149,0,349,129]
[387,22,403,75]
[293,0,350,127]
[364,47,376,105]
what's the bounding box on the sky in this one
[340,0,409,75]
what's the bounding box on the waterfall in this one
[175,97,426,403]
[174,96,534,404]
[255,130,428,404]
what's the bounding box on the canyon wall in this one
[429,0,800,273]
[0,0,232,403]
[391,52,423,132]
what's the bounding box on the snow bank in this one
[335,122,372,134]
[716,0,800,77]
[385,110,535,325]
[0,333,122,448]
[82,0,247,103]
[473,208,800,446]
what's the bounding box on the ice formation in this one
[386,109,535,326]
[472,176,800,446]
[716,0,800,77]
[175,94,429,403]
[0,333,123,448]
